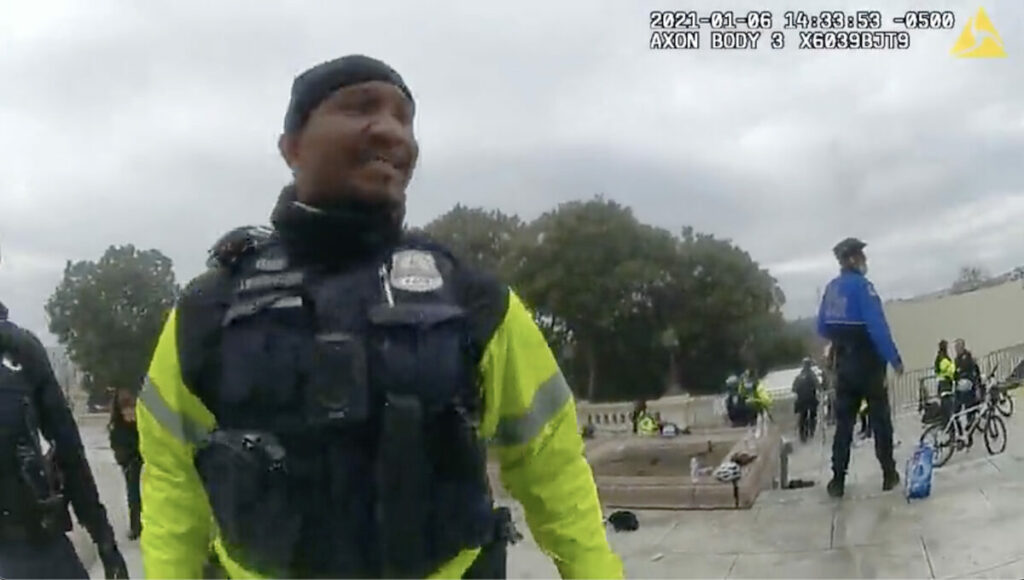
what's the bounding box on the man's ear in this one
[278,133,298,171]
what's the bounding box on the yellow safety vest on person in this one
[740,379,773,412]
[937,357,955,382]
[136,290,623,579]
[636,412,659,436]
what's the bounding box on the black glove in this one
[98,540,129,579]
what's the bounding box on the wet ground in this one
[74,408,1024,578]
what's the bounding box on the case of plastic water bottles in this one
[905,441,934,501]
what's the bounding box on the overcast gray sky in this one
[1,0,1021,344]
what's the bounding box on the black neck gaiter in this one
[269,186,404,267]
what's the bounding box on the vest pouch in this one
[3,441,70,538]
[15,442,60,510]
[41,448,72,533]
[35,494,71,535]
[16,439,49,494]
[376,393,431,578]
[194,430,300,573]
[426,408,495,554]
[305,333,369,426]
[219,303,310,411]
[368,303,491,576]
[367,303,470,404]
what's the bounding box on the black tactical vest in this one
[0,353,69,538]
[192,237,496,578]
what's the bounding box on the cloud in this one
[1,0,1022,343]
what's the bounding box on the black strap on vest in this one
[377,393,430,578]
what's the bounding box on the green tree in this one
[417,197,809,402]
[417,204,525,281]
[649,228,799,394]
[512,197,677,401]
[786,316,824,362]
[45,245,179,404]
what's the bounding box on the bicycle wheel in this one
[922,422,955,467]
[997,393,1014,417]
[984,415,1007,455]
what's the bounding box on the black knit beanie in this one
[283,54,414,134]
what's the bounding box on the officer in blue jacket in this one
[817,237,904,498]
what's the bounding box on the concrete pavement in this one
[66,415,143,579]
[72,408,1024,578]
[508,407,1024,579]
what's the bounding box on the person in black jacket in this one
[108,388,142,540]
[953,338,983,427]
[0,305,128,579]
[791,358,821,442]
[953,339,981,388]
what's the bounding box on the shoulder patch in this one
[390,249,444,293]
[866,282,877,297]
[206,225,275,270]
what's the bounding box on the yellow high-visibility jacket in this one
[137,279,623,579]
[739,380,773,411]
[936,356,955,382]
[636,412,659,435]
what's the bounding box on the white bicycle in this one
[920,383,1008,468]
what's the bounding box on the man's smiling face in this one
[280,80,418,207]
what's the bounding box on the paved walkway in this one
[506,409,1024,579]
[74,409,1024,578]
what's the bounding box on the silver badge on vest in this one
[389,250,443,293]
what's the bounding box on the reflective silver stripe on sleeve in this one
[492,372,572,447]
[139,377,211,446]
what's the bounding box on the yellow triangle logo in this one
[951,7,1006,58]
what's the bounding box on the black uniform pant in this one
[122,459,142,532]
[859,408,871,437]
[831,368,896,479]
[727,397,758,427]
[795,397,818,439]
[0,534,88,579]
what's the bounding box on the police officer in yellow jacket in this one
[934,340,956,417]
[630,401,659,435]
[935,340,955,389]
[742,372,773,414]
[136,54,623,579]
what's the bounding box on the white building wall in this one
[884,279,1024,371]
